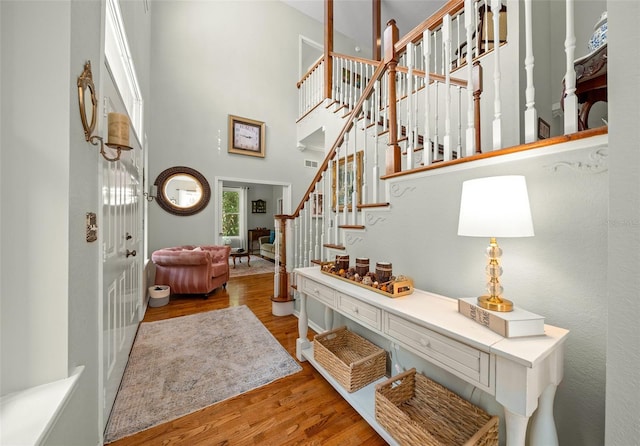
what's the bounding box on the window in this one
[221,187,246,248]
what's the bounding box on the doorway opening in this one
[214,176,292,251]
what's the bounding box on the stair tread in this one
[338,224,365,229]
[358,202,390,208]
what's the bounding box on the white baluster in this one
[332,159,339,244]
[424,29,433,165]
[349,59,354,111]
[457,85,462,156]
[474,1,480,58]
[339,58,345,110]
[455,14,460,69]
[308,198,313,264]
[362,99,369,205]
[523,0,538,142]
[303,206,308,266]
[351,119,357,225]
[443,14,452,161]
[320,175,326,261]
[484,1,489,54]
[343,132,349,225]
[491,0,502,150]
[381,74,387,133]
[433,31,438,78]
[407,43,414,169]
[434,81,440,160]
[564,0,578,133]
[314,191,319,260]
[372,80,380,203]
[293,217,299,269]
[465,0,476,156]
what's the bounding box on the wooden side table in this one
[563,44,607,130]
[229,251,250,268]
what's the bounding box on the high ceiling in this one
[282,0,447,52]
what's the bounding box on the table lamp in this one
[457,176,534,312]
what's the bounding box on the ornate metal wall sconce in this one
[144,185,158,202]
[77,61,133,162]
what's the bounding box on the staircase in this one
[270,0,608,306]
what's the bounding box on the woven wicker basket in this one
[375,368,499,446]
[314,326,387,393]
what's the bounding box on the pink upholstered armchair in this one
[151,245,231,297]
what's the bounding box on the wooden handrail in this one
[296,56,324,89]
[380,126,609,180]
[396,66,468,88]
[396,0,465,49]
[330,51,379,67]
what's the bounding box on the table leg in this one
[232,257,237,268]
[247,255,251,267]
[529,384,559,446]
[296,292,310,361]
[504,407,529,446]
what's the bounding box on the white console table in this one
[294,267,569,446]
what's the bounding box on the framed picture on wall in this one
[332,151,363,212]
[251,199,266,213]
[228,115,266,157]
[311,193,323,218]
[538,117,550,140]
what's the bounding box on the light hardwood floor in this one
[106,272,387,445]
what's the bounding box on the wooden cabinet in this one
[294,266,569,446]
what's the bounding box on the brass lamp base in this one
[477,295,513,312]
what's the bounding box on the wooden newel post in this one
[271,215,295,316]
[384,19,401,175]
[324,0,334,100]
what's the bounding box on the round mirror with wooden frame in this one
[154,166,211,216]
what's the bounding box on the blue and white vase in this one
[588,11,607,52]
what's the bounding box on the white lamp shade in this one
[458,175,535,237]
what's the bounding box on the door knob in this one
[126,249,137,258]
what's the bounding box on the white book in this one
[457,297,545,338]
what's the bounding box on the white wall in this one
[605,1,640,444]
[146,1,355,254]
[1,0,71,394]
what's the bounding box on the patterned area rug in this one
[228,255,275,278]
[104,306,301,443]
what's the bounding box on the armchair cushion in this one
[258,236,276,260]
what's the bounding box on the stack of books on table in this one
[457,297,545,338]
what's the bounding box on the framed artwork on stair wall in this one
[332,151,363,212]
[311,193,323,218]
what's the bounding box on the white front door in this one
[101,151,142,425]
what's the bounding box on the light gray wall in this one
[605,1,640,444]
[1,0,71,394]
[146,1,354,254]
[0,0,105,444]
